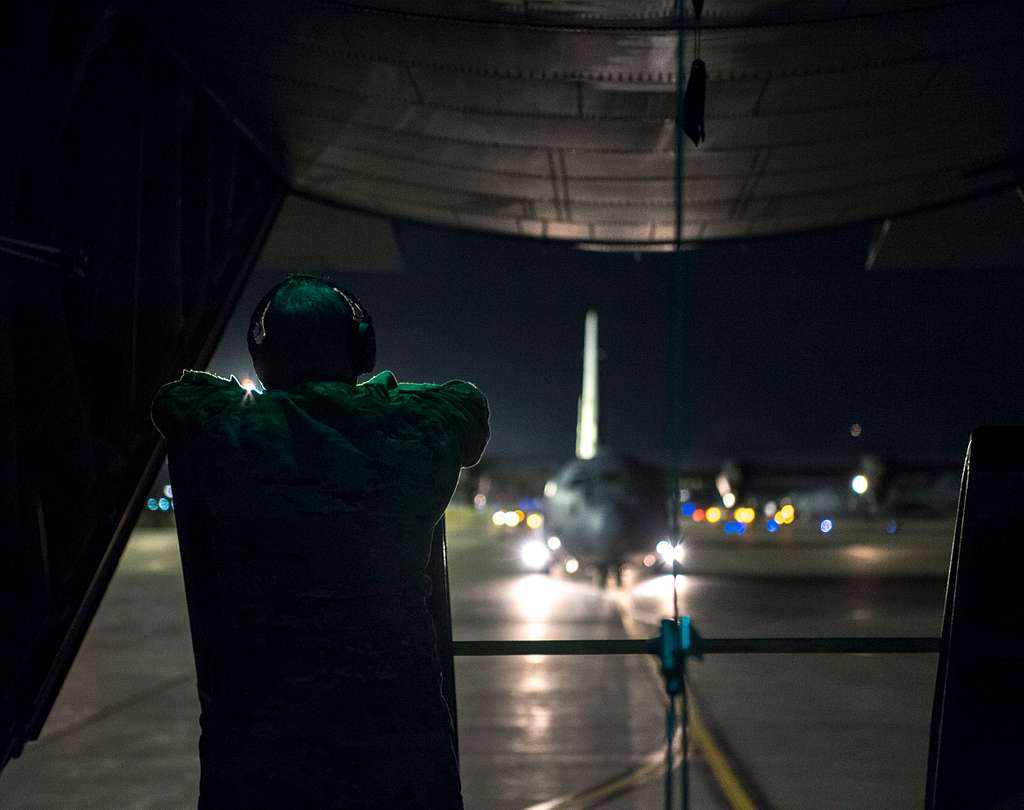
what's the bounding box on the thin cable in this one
[668,2,686,808]
[665,696,675,808]
[681,660,689,810]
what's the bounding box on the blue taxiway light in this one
[681,502,696,517]
[724,521,745,535]
[819,518,834,534]
[765,519,779,533]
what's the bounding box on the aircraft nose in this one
[589,503,626,538]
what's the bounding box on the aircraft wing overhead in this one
[139,0,1024,243]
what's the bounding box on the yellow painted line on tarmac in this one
[685,698,758,810]
[617,593,761,810]
[524,585,762,810]
[523,739,681,810]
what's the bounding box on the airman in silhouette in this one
[152,275,488,809]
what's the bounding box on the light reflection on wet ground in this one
[1,516,947,809]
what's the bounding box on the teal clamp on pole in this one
[657,616,703,696]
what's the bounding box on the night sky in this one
[210,220,1024,467]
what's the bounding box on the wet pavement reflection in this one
[0,512,947,808]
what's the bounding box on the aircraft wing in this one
[139,0,1024,244]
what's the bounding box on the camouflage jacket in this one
[151,370,487,804]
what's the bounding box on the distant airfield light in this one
[766,519,780,533]
[547,536,562,550]
[886,519,899,535]
[544,480,558,498]
[521,540,551,570]
[722,492,737,509]
[819,518,834,534]
[240,377,257,393]
[564,558,580,574]
[851,474,869,495]
[474,493,487,510]
[505,511,524,528]
[526,512,544,530]
[777,504,796,524]
[492,510,506,526]
[850,422,863,438]
[692,508,706,523]
[705,506,722,523]
[763,500,777,518]
[643,554,657,568]
[163,484,174,499]
[679,488,691,502]
[716,473,731,498]
[734,507,757,524]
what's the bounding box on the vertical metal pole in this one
[427,516,459,762]
[665,696,676,809]
[669,0,686,552]
[681,657,689,810]
[670,5,689,809]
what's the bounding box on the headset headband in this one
[250,284,362,347]
[249,275,376,379]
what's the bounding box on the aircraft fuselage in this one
[544,448,667,569]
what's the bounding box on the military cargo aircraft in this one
[542,311,669,585]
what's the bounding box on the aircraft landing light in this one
[521,540,551,570]
[656,541,685,566]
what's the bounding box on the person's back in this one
[152,276,488,809]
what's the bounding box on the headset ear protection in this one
[247,275,376,380]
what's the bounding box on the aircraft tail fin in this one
[575,310,599,460]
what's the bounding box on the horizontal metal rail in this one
[452,636,940,657]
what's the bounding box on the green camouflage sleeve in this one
[399,379,490,467]
[151,370,237,441]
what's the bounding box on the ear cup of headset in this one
[353,318,376,377]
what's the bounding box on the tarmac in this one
[1,510,951,808]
